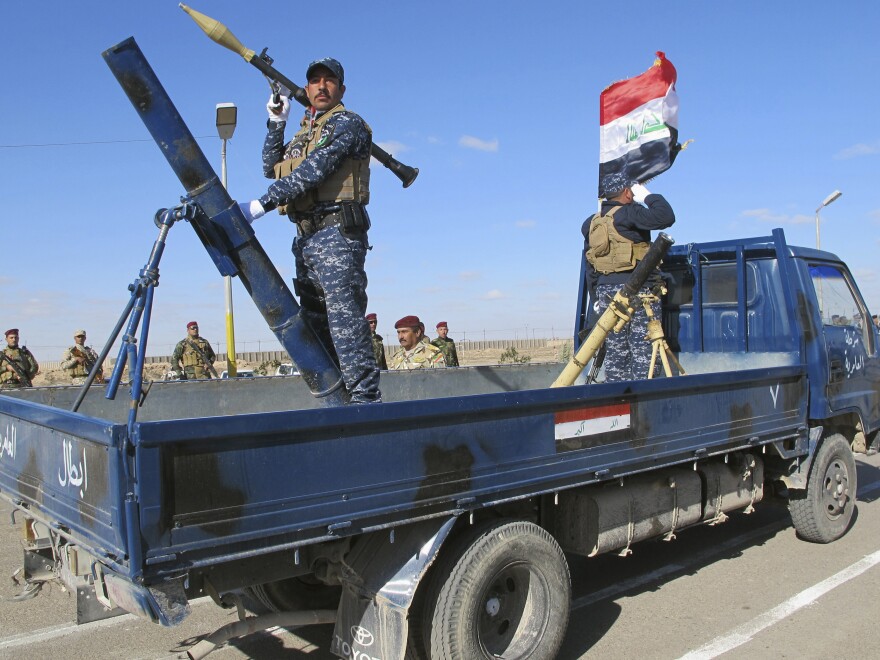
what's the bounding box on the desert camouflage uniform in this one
[172,336,216,380]
[0,346,39,389]
[60,344,101,385]
[371,332,387,370]
[261,104,380,404]
[431,336,459,367]
[389,342,447,370]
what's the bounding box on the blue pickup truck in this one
[2,227,877,659]
[2,37,879,660]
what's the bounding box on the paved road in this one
[3,453,880,659]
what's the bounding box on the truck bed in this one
[0,361,807,583]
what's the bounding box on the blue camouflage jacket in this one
[259,107,372,215]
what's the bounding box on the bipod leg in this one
[71,294,136,412]
[648,337,661,379]
[665,344,687,376]
[94,204,194,409]
[640,292,679,379]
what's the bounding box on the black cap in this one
[306,58,344,84]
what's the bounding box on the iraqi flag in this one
[599,52,680,196]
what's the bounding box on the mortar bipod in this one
[71,202,198,417]
[638,286,686,379]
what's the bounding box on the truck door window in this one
[809,264,873,350]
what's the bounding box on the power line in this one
[0,136,218,149]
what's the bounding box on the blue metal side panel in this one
[131,366,807,574]
[0,396,128,564]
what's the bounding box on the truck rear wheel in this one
[789,433,857,543]
[425,520,570,659]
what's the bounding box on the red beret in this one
[187,321,199,329]
[436,321,448,329]
[395,315,421,329]
[365,313,377,322]
[4,328,18,336]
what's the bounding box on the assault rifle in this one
[0,350,33,388]
[186,339,219,379]
[71,346,105,384]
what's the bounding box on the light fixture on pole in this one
[216,103,238,377]
[815,189,842,249]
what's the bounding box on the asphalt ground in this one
[2,453,879,659]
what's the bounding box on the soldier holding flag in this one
[583,52,683,382]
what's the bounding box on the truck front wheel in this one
[789,433,857,543]
[425,520,570,659]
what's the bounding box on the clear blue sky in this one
[3,1,879,362]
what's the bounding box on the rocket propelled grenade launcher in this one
[552,232,675,388]
[179,3,419,188]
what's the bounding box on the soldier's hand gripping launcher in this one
[552,232,675,388]
[179,3,419,188]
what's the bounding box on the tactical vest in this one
[0,348,29,385]
[181,339,209,368]
[273,104,371,215]
[66,346,92,378]
[586,207,650,274]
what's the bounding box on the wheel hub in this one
[822,459,850,518]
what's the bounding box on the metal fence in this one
[38,339,562,371]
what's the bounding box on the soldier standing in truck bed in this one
[582,173,675,382]
[237,57,380,404]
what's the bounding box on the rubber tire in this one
[425,520,570,660]
[789,433,857,543]
[244,575,341,613]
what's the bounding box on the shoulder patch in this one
[316,123,336,148]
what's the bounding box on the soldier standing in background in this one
[389,316,446,370]
[431,321,459,367]
[237,57,380,404]
[60,329,102,385]
[172,321,217,380]
[366,313,387,370]
[0,329,39,389]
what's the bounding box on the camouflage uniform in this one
[60,344,101,385]
[389,342,447,370]
[581,186,675,383]
[261,101,380,404]
[0,346,39,389]
[172,336,216,380]
[431,336,459,367]
[593,283,660,381]
[371,332,387,370]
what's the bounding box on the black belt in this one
[294,207,343,237]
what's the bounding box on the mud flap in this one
[782,426,823,490]
[331,517,456,660]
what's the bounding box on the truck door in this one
[808,263,880,429]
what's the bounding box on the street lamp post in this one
[815,189,842,249]
[216,103,238,377]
